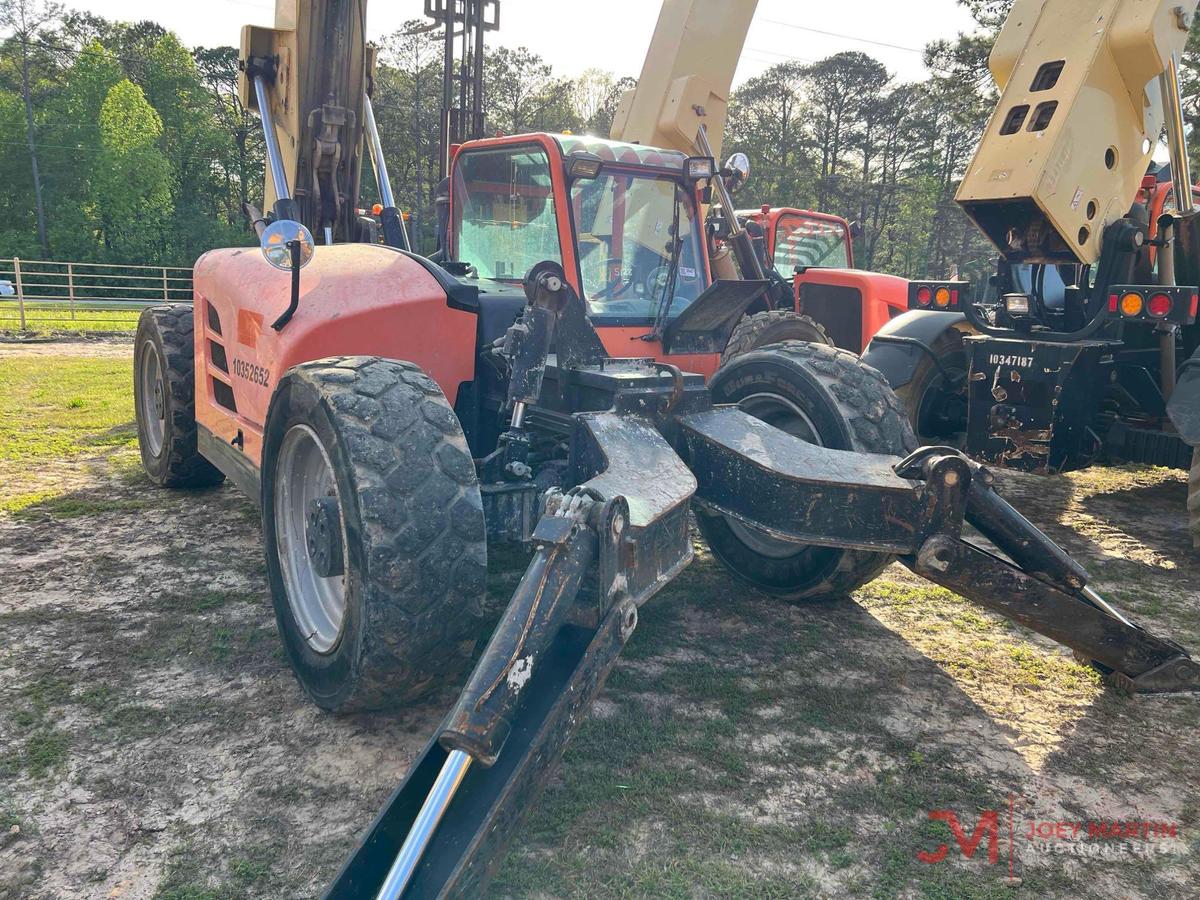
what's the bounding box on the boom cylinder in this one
[440,513,598,764]
[965,480,1089,594]
[253,72,301,224]
[1162,52,1195,217]
[363,93,411,251]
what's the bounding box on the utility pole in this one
[1,0,61,256]
[20,34,48,255]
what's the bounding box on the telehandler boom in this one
[609,0,910,356]
[861,0,1200,547]
[130,1,1200,896]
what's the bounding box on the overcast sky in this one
[78,0,981,86]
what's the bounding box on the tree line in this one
[3,0,1199,283]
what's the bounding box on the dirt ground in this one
[1,340,1198,899]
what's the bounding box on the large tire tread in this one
[135,304,224,488]
[721,309,832,366]
[265,356,488,713]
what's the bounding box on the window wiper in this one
[647,187,684,340]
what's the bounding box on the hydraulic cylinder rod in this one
[1162,53,1195,217]
[254,74,292,206]
[363,93,411,251]
[696,125,766,281]
[374,749,472,900]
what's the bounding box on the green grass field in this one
[0,354,136,514]
[0,305,143,333]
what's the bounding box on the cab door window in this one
[571,172,705,321]
[453,146,563,280]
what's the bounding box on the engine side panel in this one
[193,243,478,469]
[795,268,908,352]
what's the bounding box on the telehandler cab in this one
[130,0,1200,896]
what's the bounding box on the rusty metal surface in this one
[441,508,598,766]
[963,336,1111,473]
[574,412,697,528]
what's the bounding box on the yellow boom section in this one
[957,0,1197,265]
[239,0,374,242]
[609,0,759,162]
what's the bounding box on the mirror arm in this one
[272,240,303,331]
[695,126,764,281]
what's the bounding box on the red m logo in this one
[918,810,1000,865]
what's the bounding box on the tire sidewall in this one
[701,344,854,596]
[134,310,175,482]
[262,376,366,710]
[710,348,854,452]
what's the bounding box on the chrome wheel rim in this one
[137,341,166,458]
[724,392,824,560]
[274,424,348,654]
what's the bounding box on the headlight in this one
[686,156,716,180]
[1005,294,1031,316]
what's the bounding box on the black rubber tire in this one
[721,309,833,366]
[262,356,488,713]
[697,341,917,601]
[1189,447,1199,551]
[892,326,969,447]
[134,304,225,488]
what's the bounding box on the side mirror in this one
[261,219,315,271]
[723,153,751,194]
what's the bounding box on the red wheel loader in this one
[132,1,1200,896]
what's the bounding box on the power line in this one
[744,47,817,65]
[758,19,924,55]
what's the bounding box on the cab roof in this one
[552,134,689,172]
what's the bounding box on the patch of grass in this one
[11,495,150,520]
[0,355,134,464]
[0,488,59,514]
[155,845,229,900]
[0,729,70,778]
[229,846,275,886]
[0,804,21,833]
[0,307,142,334]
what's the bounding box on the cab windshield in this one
[572,171,705,321]
[773,214,850,276]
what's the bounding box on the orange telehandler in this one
[131,1,1200,895]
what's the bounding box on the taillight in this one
[916,286,933,307]
[934,287,953,308]
[1120,292,1144,317]
[1147,292,1173,318]
[1107,285,1196,324]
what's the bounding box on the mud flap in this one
[323,596,638,899]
